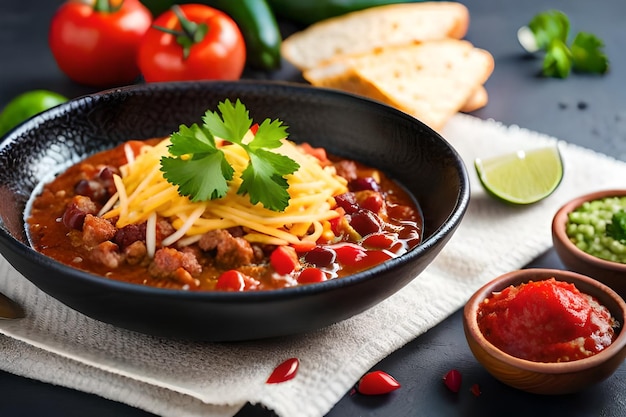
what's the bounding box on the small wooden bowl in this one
[463,268,626,395]
[552,189,626,298]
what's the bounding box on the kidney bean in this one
[334,192,359,214]
[349,177,381,192]
[74,179,107,203]
[304,246,336,267]
[61,195,97,230]
[349,209,382,236]
[114,223,147,249]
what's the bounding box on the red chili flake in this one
[357,370,401,395]
[470,383,482,397]
[266,358,299,384]
[443,369,462,393]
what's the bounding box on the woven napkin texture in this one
[1,114,625,417]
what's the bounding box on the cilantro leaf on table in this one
[543,39,572,78]
[519,10,609,78]
[528,9,569,50]
[606,210,626,244]
[160,99,299,211]
[570,32,609,74]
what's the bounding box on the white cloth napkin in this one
[1,114,625,417]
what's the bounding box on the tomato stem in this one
[152,5,208,59]
[93,0,123,13]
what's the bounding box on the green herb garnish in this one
[519,10,608,78]
[606,210,626,244]
[160,99,300,212]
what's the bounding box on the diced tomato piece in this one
[270,245,300,275]
[291,240,317,253]
[215,270,259,291]
[297,268,327,284]
[359,192,384,213]
[215,270,245,291]
[298,142,329,164]
[333,243,393,271]
[362,232,396,250]
[387,204,419,222]
[333,243,367,266]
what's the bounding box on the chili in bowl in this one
[0,81,470,341]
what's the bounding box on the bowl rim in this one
[0,80,471,301]
[464,268,626,374]
[552,189,626,272]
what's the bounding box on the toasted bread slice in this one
[281,2,470,70]
[460,85,488,112]
[303,39,495,130]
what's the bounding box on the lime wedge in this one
[474,145,563,204]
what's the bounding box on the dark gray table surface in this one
[1,1,625,416]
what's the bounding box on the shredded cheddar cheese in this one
[100,136,348,257]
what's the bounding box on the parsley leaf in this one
[160,99,300,211]
[606,210,626,244]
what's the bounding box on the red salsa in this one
[477,278,619,363]
[27,139,423,292]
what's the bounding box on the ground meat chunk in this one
[334,160,358,182]
[198,229,254,268]
[156,219,175,242]
[149,247,202,278]
[90,241,121,269]
[82,214,117,247]
[124,241,147,265]
[62,195,98,230]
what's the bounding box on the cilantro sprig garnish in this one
[606,210,626,244]
[160,99,300,212]
[518,10,608,78]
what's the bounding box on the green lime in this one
[0,90,68,137]
[474,144,564,204]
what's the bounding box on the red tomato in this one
[137,4,246,82]
[49,0,152,87]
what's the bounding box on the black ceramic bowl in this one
[0,81,469,341]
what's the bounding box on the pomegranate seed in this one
[443,369,462,393]
[471,383,481,397]
[357,370,401,395]
[266,358,299,384]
